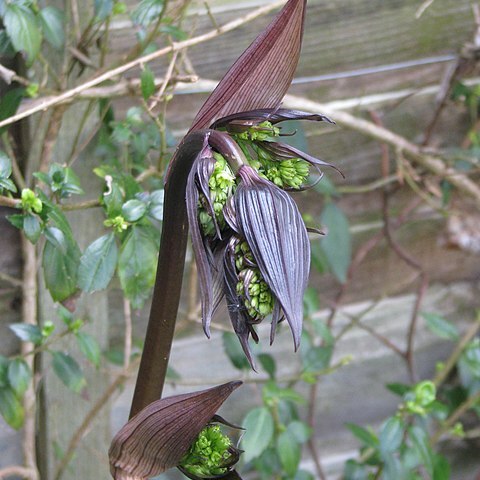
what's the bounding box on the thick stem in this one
[128,131,205,416]
[129,129,247,417]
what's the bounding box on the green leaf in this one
[4,4,42,64]
[277,430,301,476]
[287,420,312,444]
[0,151,12,178]
[42,234,80,302]
[222,332,251,371]
[23,213,41,243]
[409,425,434,476]
[386,382,411,397]
[301,344,332,373]
[0,356,9,388]
[345,422,379,449]
[422,312,459,341]
[319,202,351,283]
[258,353,276,379]
[118,226,158,308]
[9,323,43,344]
[76,332,101,368]
[241,407,274,463]
[0,29,16,56]
[7,358,31,397]
[0,386,24,429]
[344,459,368,480]
[39,6,64,49]
[131,0,164,26]
[44,227,67,254]
[379,417,404,457]
[78,233,117,292]
[94,0,113,20]
[0,177,17,192]
[121,199,147,222]
[433,454,450,480]
[51,351,86,394]
[0,88,24,135]
[141,65,156,100]
[159,24,187,41]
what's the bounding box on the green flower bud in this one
[414,380,436,407]
[21,188,43,213]
[179,425,234,477]
[104,215,129,233]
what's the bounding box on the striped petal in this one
[233,166,310,349]
[109,382,242,479]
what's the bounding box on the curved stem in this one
[129,131,206,417]
[128,129,246,417]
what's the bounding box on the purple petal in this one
[234,166,310,349]
[109,382,242,479]
[212,108,334,130]
[189,0,307,131]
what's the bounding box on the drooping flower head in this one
[186,110,340,368]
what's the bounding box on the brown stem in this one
[20,238,39,480]
[129,133,202,417]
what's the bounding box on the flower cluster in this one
[186,109,339,368]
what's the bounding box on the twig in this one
[0,0,287,130]
[415,0,436,19]
[0,466,38,480]
[433,312,480,387]
[431,390,480,444]
[20,238,39,480]
[0,271,23,288]
[0,64,30,86]
[0,195,20,208]
[53,362,138,480]
[283,94,480,205]
[1,133,26,190]
[306,384,327,480]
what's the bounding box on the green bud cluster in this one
[404,380,436,416]
[21,188,42,213]
[199,153,235,236]
[179,425,233,477]
[235,121,280,142]
[263,157,310,189]
[104,215,128,233]
[234,241,274,321]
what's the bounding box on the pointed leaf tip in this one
[190,0,307,131]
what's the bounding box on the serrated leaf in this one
[131,0,164,26]
[78,233,117,293]
[23,213,41,243]
[76,332,101,368]
[118,226,158,308]
[222,331,251,371]
[4,4,42,64]
[320,202,351,283]
[0,88,24,135]
[44,226,67,254]
[345,423,379,449]
[379,417,404,457]
[0,386,24,429]
[277,430,301,476]
[51,351,86,394]
[9,324,43,344]
[422,312,459,340]
[141,65,156,100]
[42,234,80,302]
[121,199,147,222]
[7,358,31,397]
[39,6,64,49]
[241,407,274,463]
